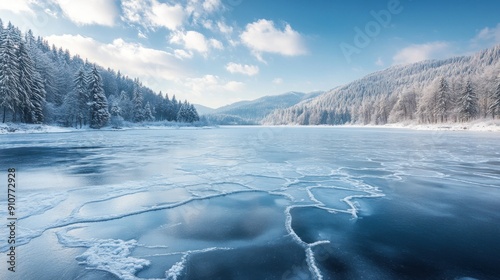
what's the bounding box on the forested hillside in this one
[0,20,199,129]
[264,45,500,125]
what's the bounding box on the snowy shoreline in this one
[1,119,500,134]
[0,122,213,134]
[344,119,500,132]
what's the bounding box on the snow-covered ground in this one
[382,119,500,132]
[2,119,500,135]
[335,119,500,132]
[0,123,75,134]
[0,121,211,134]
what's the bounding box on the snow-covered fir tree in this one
[435,78,450,122]
[176,101,188,122]
[75,68,89,127]
[0,23,20,123]
[110,101,121,117]
[190,104,200,122]
[144,101,154,122]
[17,41,45,123]
[0,19,199,126]
[458,80,478,122]
[118,90,133,121]
[132,83,145,122]
[29,67,45,123]
[390,91,416,123]
[88,66,109,128]
[109,99,123,128]
[17,41,35,123]
[489,80,500,119]
[63,68,88,128]
[163,94,175,121]
[177,101,200,123]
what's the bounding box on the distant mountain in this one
[204,91,325,124]
[264,45,500,125]
[193,104,216,115]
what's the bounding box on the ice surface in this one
[57,228,150,280]
[1,127,500,279]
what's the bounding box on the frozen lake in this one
[1,126,500,279]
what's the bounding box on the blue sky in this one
[1,0,500,108]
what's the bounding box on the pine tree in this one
[164,94,175,121]
[30,70,45,123]
[74,68,89,127]
[62,88,78,127]
[489,81,500,119]
[118,90,133,121]
[132,83,145,122]
[177,101,191,122]
[459,80,478,122]
[17,41,37,123]
[63,68,88,127]
[0,24,20,123]
[109,99,123,128]
[176,101,199,123]
[435,78,450,122]
[24,31,46,124]
[171,95,179,121]
[390,91,416,122]
[88,66,109,128]
[29,32,58,109]
[190,104,200,122]
[144,101,154,121]
[110,101,121,117]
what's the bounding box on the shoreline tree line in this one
[265,45,500,125]
[0,20,199,128]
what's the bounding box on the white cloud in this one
[0,0,34,14]
[217,21,233,34]
[185,74,244,95]
[187,75,218,93]
[121,0,145,24]
[224,80,244,91]
[225,62,259,76]
[273,78,283,85]
[209,38,224,50]
[202,19,214,30]
[121,0,185,30]
[170,30,223,54]
[240,19,307,60]
[174,49,193,60]
[44,34,186,88]
[393,42,449,65]
[375,57,384,66]
[175,74,246,107]
[202,0,222,13]
[171,30,207,53]
[54,0,118,26]
[44,8,58,18]
[138,30,148,39]
[473,23,500,44]
[150,1,185,30]
[186,0,222,20]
